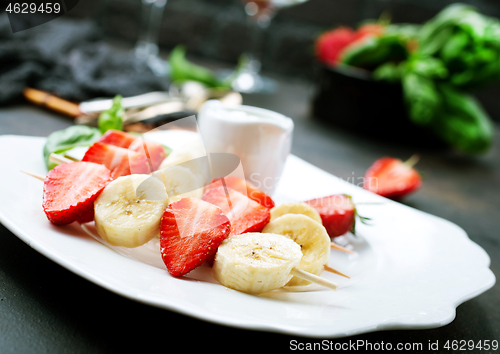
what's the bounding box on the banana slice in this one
[94,174,168,248]
[262,214,330,286]
[159,138,209,184]
[212,232,303,295]
[270,202,322,224]
[153,165,203,203]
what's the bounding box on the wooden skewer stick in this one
[20,170,45,181]
[49,153,73,165]
[331,242,355,254]
[323,264,350,279]
[290,268,339,291]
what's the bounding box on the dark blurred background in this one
[64,0,500,121]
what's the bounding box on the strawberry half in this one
[363,155,422,199]
[202,186,271,236]
[98,130,168,171]
[129,138,167,171]
[304,194,358,238]
[43,161,113,225]
[160,197,231,277]
[98,129,137,149]
[82,142,151,178]
[204,176,275,209]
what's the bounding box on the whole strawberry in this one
[315,23,385,66]
[315,27,357,66]
[304,194,368,238]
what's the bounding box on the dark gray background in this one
[66,0,500,121]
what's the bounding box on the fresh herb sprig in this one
[43,95,125,170]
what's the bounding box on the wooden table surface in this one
[0,73,499,353]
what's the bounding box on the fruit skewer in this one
[213,232,339,294]
[263,213,346,286]
[22,168,351,279]
[269,200,357,254]
[25,133,353,282]
[22,168,347,291]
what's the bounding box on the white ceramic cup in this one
[197,100,294,196]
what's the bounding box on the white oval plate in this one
[0,134,495,338]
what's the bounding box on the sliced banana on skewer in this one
[262,213,333,286]
[213,233,301,295]
[159,138,208,183]
[153,165,203,202]
[159,138,206,167]
[94,174,168,248]
[270,202,323,224]
[271,202,355,255]
[212,232,338,295]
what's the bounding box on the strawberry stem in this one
[377,10,392,26]
[358,215,372,225]
[403,154,420,169]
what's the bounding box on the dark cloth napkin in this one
[0,14,170,105]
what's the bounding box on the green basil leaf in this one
[402,71,441,126]
[418,4,476,52]
[439,29,470,62]
[417,3,500,88]
[169,45,230,89]
[341,35,409,69]
[407,56,448,79]
[43,125,101,170]
[430,84,493,154]
[372,62,403,82]
[98,95,124,134]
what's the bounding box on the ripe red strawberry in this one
[160,197,231,277]
[98,129,137,149]
[204,176,275,209]
[315,27,357,65]
[43,161,113,225]
[363,155,422,199]
[82,142,151,178]
[202,186,271,236]
[98,130,168,171]
[129,138,167,171]
[304,194,359,238]
[315,23,385,66]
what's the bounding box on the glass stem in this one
[244,4,274,74]
[135,0,167,60]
